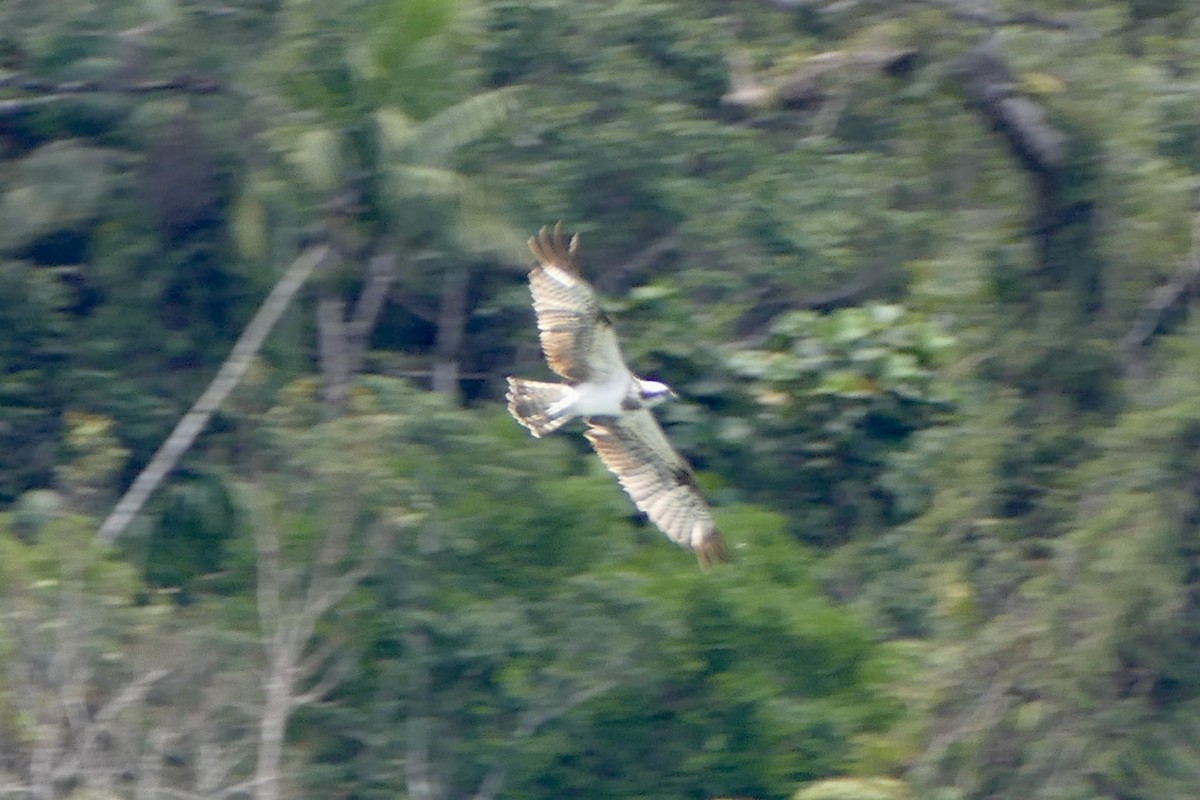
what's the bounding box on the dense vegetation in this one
[1,1,1198,798]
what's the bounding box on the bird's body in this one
[506,223,730,567]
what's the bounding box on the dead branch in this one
[0,74,223,119]
[97,244,333,545]
[248,472,386,800]
[599,229,682,293]
[722,47,918,115]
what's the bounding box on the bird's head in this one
[638,379,678,407]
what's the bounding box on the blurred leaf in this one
[231,187,269,262]
[0,142,114,252]
[287,126,343,193]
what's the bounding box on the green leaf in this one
[231,187,269,263]
[287,127,343,192]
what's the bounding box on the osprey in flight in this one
[506,223,730,567]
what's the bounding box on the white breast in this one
[572,369,634,417]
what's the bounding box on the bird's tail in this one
[505,378,575,438]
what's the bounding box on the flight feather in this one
[585,412,729,568]
[526,223,622,383]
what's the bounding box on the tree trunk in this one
[254,658,293,800]
[318,294,350,415]
[431,266,469,398]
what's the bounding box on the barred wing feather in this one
[584,410,730,567]
[527,223,623,383]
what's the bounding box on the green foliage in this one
[720,305,955,544]
[3,1,1200,799]
[139,468,238,599]
[0,141,116,253]
[506,505,908,799]
[0,511,176,790]
[230,381,910,800]
[0,262,70,500]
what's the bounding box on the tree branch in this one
[722,47,917,115]
[0,73,223,95]
[345,252,399,376]
[761,0,1080,31]
[97,245,333,544]
[956,44,1065,182]
[1120,212,1200,366]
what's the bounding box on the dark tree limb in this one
[595,229,682,295]
[956,42,1107,312]
[1120,214,1200,367]
[0,73,223,95]
[0,74,223,119]
[760,0,1079,32]
[735,260,894,339]
[956,45,1066,183]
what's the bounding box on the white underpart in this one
[550,369,635,419]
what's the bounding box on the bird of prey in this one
[506,223,730,567]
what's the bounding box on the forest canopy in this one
[1,1,1199,799]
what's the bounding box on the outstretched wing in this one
[527,223,624,383]
[584,410,730,567]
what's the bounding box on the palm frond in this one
[379,87,520,165]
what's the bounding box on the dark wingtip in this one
[528,222,580,273]
[696,531,733,569]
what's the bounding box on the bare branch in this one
[0,74,223,118]
[97,245,333,544]
[292,652,352,708]
[0,73,223,95]
[346,252,399,376]
[94,669,171,727]
[598,229,683,292]
[722,47,917,116]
